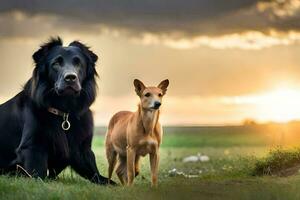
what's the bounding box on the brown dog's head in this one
[134,79,169,110]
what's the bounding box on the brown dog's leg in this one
[127,146,136,186]
[107,153,117,183]
[106,145,117,183]
[150,150,159,187]
[116,156,127,185]
[135,155,140,177]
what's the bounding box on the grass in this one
[253,148,300,176]
[2,124,300,199]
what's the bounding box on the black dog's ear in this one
[33,37,63,64]
[69,41,98,78]
[69,41,98,63]
[134,79,146,96]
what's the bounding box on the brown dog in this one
[105,79,169,186]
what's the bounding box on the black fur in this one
[0,37,115,185]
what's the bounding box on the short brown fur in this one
[105,79,169,186]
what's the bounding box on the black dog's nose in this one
[64,73,78,83]
[154,102,161,109]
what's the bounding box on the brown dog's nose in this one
[154,101,161,109]
[64,73,78,83]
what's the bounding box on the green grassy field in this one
[2,124,300,200]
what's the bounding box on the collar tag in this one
[48,107,71,131]
[62,113,71,131]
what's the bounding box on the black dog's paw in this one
[99,178,118,186]
[108,179,117,186]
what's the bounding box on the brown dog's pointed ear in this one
[134,79,146,96]
[158,79,169,95]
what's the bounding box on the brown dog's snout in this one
[64,72,78,83]
[154,101,161,109]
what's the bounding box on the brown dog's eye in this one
[158,93,163,97]
[145,93,151,97]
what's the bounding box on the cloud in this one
[132,30,300,50]
[1,0,300,49]
[257,0,300,18]
[0,0,259,36]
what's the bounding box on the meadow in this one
[1,124,300,200]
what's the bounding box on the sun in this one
[254,87,300,122]
[223,86,300,123]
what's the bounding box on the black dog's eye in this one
[52,61,60,67]
[73,57,81,65]
[57,56,63,63]
[158,93,163,97]
[53,56,63,67]
[145,93,151,97]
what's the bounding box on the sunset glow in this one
[222,87,300,123]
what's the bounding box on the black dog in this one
[0,37,115,184]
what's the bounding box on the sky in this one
[1,0,300,125]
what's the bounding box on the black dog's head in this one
[29,37,98,112]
